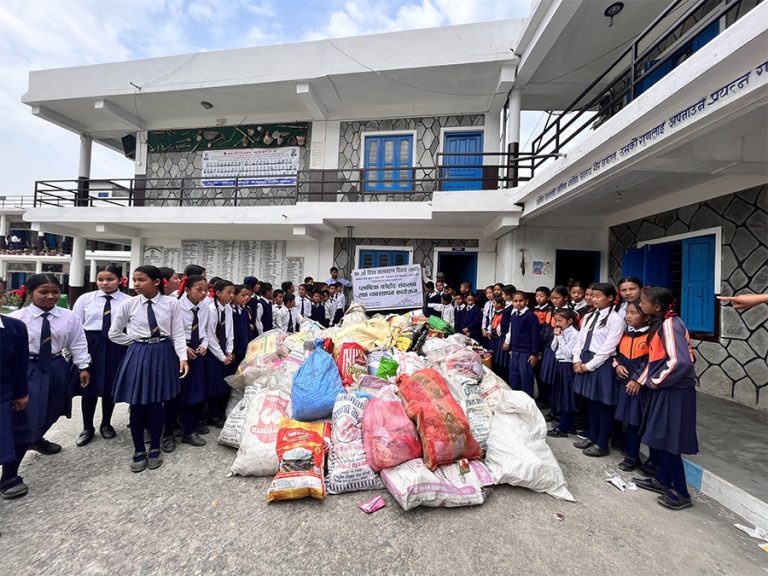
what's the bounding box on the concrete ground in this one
[1,403,766,576]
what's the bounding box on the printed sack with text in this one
[267,418,331,502]
[336,342,369,388]
[230,388,291,476]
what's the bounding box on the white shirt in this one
[10,304,91,369]
[297,295,312,317]
[108,293,187,361]
[208,300,234,355]
[72,289,131,331]
[618,301,628,319]
[571,300,588,314]
[482,300,494,331]
[571,307,624,371]
[254,296,269,335]
[427,303,454,326]
[325,276,352,288]
[552,325,579,362]
[179,295,211,351]
[274,306,301,332]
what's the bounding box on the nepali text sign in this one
[201,147,300,187]
[352,264,423,311]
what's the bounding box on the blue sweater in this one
[0,315,29,403]
[509,309,542,355]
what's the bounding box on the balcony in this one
[34,151,556,208]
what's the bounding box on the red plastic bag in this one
[362,385,422,472]
[397,368,483,470]
[336,342,368,388]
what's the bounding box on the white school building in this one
[18,0,768,408]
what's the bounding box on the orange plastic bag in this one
[267,418,330,502]
[397,368,483,470]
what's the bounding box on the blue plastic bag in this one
[291,349,344,421]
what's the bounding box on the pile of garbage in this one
[221,304,574,509]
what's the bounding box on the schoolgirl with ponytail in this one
[571,282,624,457]
[159,267,180,297]
[540,285,570,422]
[204,279,235,429]
[71,265,130,446]
[3,274,91,498]
[617,276,643,319]
[633,287,698,510]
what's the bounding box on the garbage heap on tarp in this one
[221,304,574,509]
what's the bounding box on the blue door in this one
[437,252,478,290]
[681,235,715,333]
[442,132,483,191]
[621,248,646,282]
[643,244,673,288]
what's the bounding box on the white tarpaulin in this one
[201,147,300,187]
[351,264,423,311]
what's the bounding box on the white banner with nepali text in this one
[351,264,423,311]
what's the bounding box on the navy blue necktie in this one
[190,306,200,349]
[146,300,160,336]
[39,311,52,369]
[101,294,113,338]
[582,312,601,351]
[217,307,226,348]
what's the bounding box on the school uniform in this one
[310,302,329,327]
[9,305,90,446]
[296,295,312,318]
[332,292,346,325]
[613,326,650,464]
[504,307,542,397]
[492,303,513,376]
[254,296,273,335]
[570,300,589,328]
[539,313,558,397]
[275,305,302,333]
[72,290,130,434]
[533,305,555,405]
[453,304,466,335]
[481,300,494,349]
[424,290,443,318]
[232,304,252,364]
[462,304,483,343]
[637,316,698,500]
[426,302,455,327]
[571,307,624,450]
[179,296,214,407]
[0,315,29,470]
[488,309,504,375]
[550,326,579,433]
[205,299,234,400]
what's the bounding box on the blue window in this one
[358,249,410,269]
[364,134,413,192]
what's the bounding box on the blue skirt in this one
[74,331,127,398]
[113,340,180,405]
[0,401,17,464]
[540,346,557,385]
[641,385,698,455]
[573,350,619,405]
[551,361,576,413]
[13,356,74,446]
[181,355,206,406]
[204,354,230,399]
[615,380,647,427]
[492,337,509,368]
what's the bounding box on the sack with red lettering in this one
[397,368,483,470]
[336,342,368,388]
[230,388,291,477]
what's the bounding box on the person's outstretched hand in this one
[717,294,768,310]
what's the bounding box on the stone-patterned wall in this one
[333,237,479,279]
[609,185,768,409]
[337,115,485,201]
[144,126,312,206]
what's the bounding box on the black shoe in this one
[618,458,640,472]
[573,438,593,449]
[576,430,589,440]
[657,489,692,510]
[147,449,163,470]
[0,481,29,500]
[637,462,658,478]
[209,416,226,429]
[76,429,95,447]
[547,428,568,438]
[583,445,609,457]
[173,426,183,439]
[100,424,116,439]
[29,438,62,455]
[196,422,210,435]
[161,436,176,453]
[182,433,207,447]
[633,477,670,495]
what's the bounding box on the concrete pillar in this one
[89,260,98,283]
[0,259,6,281]
[69,236,86,304]
[133,131,148,206]
[77,135,92,207]
[505,89,522,188]
[129,237,144,290]
[0,214,7,250]
[35,260,43,274]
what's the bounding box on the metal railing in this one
[0,195,36,208]
[34,152,559,207]
[525,0,759,173]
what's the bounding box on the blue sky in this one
[1,0,532,195]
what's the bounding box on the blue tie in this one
[146,300,160,335]
[189,306,200,349]
[39,311,52,369]
[101,294,113,338]
[582,312,601,351]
